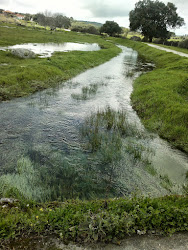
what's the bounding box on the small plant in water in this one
[71,83,99,100]
[0,107,158,202]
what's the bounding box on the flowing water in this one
[0,46,187,201]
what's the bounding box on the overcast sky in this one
[0,0,187,35]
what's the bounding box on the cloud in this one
[14,0,34,9]
[0,0,9,5]
[84,0,132,18]
[0,0,187,34]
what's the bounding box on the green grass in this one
[109,38,188,153]
[0,195,187,243]
[0,22,121,101]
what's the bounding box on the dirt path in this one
[146,43,188,58]
[1,232,188,249]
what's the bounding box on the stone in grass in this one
[0,198,19,207]
[11,48,36,59]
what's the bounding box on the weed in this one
[71,84,98,100]
[144,164,157,176]
[0,195,187,242]
[160,174,173,191]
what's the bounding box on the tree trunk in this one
[149,37,153,43]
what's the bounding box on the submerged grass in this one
[81,107,149,153]
[109,38,188,153]
[0,107,157,202]
[0,23,121,101]
[71,83,98,100]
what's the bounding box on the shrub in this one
[141,37,149,42]
[153,38,164,44]
[178,39,188,49]
[130,36,141,41]
[0,196,187,242]
[153,39,179,47]
[71,25,99,35]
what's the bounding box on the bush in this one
[130,36,141,41]
[141,37,149,42]
[170,41,179,47]
[0,195,187,242]
[153,38,164,44]
[71,25,99,35]
[153,39,179,47]
[178,39,188,49]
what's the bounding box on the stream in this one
[0,45,187,200]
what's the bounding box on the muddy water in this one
[0,46,187,197]
[0,42,100,57]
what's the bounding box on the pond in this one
[0,45,187,201]
[0,42,101,57]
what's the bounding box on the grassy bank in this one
[110,38,188,153]
[0,195,187,243]
[0,23,121,101]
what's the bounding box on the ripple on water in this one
[0,46,187,199]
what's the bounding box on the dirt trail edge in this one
[2,232,188,249]
[146,43,188,58]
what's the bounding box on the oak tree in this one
[100,21,122,36]
[129,0,184,42]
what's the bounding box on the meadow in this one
[0,22,121,101]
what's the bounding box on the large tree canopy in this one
[100,21,122,37]
[129,0,184,42]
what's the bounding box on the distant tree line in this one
[71,23,100,35]
[32,12,71,30]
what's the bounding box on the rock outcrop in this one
[11,48,36,59]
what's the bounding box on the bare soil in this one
[1,232,188,250]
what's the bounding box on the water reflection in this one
[0,42,100,57]
[0,46,187,199]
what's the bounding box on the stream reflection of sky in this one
[0,42,100,57]
[0,46,187,194]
